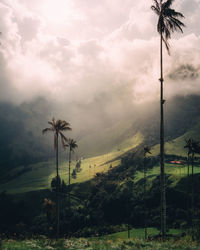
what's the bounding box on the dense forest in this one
[1,148,200,239]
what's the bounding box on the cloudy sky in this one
[0,0,200,108]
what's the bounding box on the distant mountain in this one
[0,98,53,174]
[0,94,200,175]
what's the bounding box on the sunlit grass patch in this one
[96,227,181,241]
[135,163,200,183]
[0,133,143,194]
[151,122,200,157]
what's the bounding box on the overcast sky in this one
[0,0,200,107]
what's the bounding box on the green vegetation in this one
[0,132,143,194]
[135,164,200,183]
[1,0,200,247]
[1,234,200,250]
[98,227,181,240]
[151,123,200,157]
[0,161,55,193]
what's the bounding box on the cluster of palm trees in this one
[42,118,78,239]
[151,0,185,239]
[42,0,186,240]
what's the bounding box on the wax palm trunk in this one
[160,31,166,238]
[55,133,60,240]
[187,152,190,225]
[191,152,194,236]
[65,139,78,208]
[144,156,147,239]
[68,148,71,206]
[143,146,152,239]
[151,0,184,238]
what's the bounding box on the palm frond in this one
[48,121,54,126]
[61,124,72,131]
[170,17,185,33]
[162,0,175,9]
[43,118,72,150]
[52,117,56,125]
[164,8,184,18]
[42,127,54,134]
[60,132,68,149]
[162,36,170,54]
[55,120,71,131]
[152,0,160,12]
[184,138,200,154]
[144,146,152,156]
[67,138,78,152]
[64,143,69,148]
[151,5,160,16]
[152,0,185,53]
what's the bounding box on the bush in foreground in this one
[1,235,200,250]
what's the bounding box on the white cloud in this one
[0,0,199,108]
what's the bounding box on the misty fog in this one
[0,0,200,164]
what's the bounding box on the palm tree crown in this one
[65,138,78,153]
[184,138,200,155]
[42,118,71,149]
[151,0,185,52]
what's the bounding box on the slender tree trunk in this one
[187,153,190,225]
[56,133,60,240]
[160,31,166,239]
[191,152,194,238]
[144,155,147,240]
[68,148,71,207]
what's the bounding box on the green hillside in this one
[133,121,200,185]
[1,99,200,195]
[2,119,200,194]
[151,121,200,157]
[0,132,143,194]
[135,163,200,186]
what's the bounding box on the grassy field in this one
[135,163,200,185]
[98,228,181,240]
[134,122,200,184]
[0,133,143,194]
[151,122,200,157]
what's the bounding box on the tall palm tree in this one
[65,138,78,205]
[151,0,185,238]
[143,146,152,240]
[42,118,71,239]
